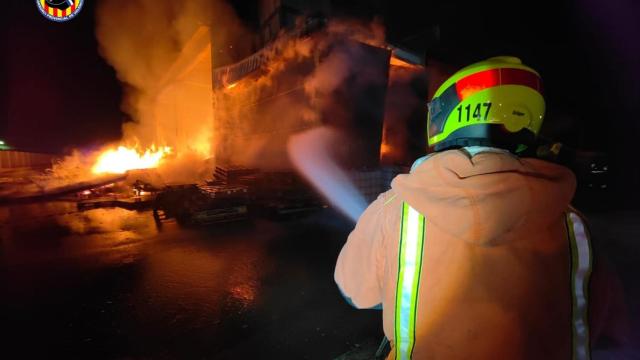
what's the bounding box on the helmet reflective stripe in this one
[566,212,593,360]
[455,68,542,100]
[394,203,425,360]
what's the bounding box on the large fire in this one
[92,146,172,174]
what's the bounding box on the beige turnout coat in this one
[335,149,620,359]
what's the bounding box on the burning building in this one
[120,0,430,173]
[208,1,428,169]
[1,0,431,213]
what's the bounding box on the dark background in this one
[4,0,639,205]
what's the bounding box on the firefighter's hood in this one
[391,149,576,246]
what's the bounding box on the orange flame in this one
[92,146,171,174]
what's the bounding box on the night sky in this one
[4,0,640,201]
[5,1,123,153]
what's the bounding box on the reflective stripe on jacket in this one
[391,202,592,360]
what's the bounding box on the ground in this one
[1,202,638,359]
[1,202,383,359]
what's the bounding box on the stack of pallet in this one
[213,166,260,185]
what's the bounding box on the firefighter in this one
[335,56,628,359]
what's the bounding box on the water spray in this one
[287,127,367,223]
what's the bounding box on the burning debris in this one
[52,161,325,226]
[92,146,171,175]
[152,166,325,225]
[0,165,108,206]
[154,183,250,225]
[2,0,425,229]
[76,180,156,212]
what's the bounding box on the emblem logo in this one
[36,0,84,22]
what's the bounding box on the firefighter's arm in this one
[334,193,387,309]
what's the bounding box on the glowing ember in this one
[92,146,171,174]
[389,56,421,69]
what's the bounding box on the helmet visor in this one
[428,84,460,139]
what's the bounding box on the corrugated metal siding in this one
[0,151,56,169]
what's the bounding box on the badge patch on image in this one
[36,0,84,22]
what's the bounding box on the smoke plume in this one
[212,19,389,169]
[37,5,392,193]
[94,0,248,180]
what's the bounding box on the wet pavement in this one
[1,202,382,359]
[2,202,639,359]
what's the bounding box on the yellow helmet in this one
[427,56,544,153]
